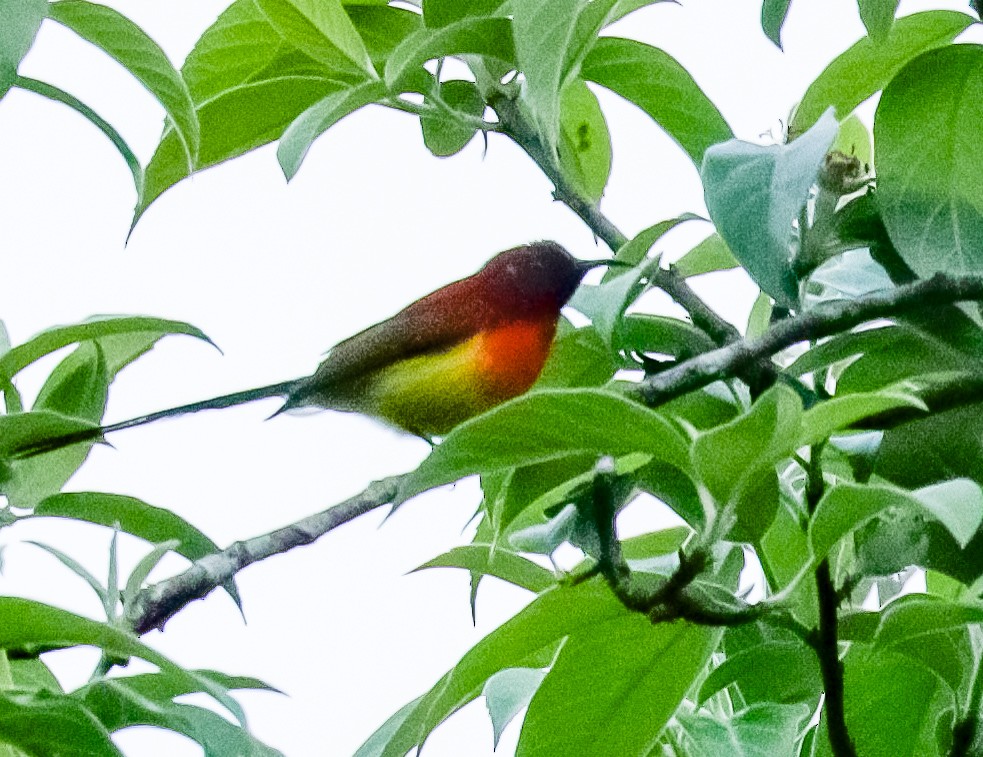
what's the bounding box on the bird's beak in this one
[576,258,634,273]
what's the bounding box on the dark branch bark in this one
[631,273,983,407]
[127,476,401,635]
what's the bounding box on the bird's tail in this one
[10,379,302,459]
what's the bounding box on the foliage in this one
[3,0,983,755]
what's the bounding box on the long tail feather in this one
[12,379,302,459]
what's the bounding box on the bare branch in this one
[632,273,983,407]
[127,476,402,635]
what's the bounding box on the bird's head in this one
[479,241,626,317]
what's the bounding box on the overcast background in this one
[0,1,973,754]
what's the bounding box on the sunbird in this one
[16,241,620,456]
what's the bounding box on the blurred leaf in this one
[483,668,545,749]
[617,314,717,360]
[25,541,107,607]
[0,0,45,99]
[582,37,732,166]
[0,690,122,756]
[699,641,821,705]
[0,598,244,724]
[810,479,983,561]
[831,112,873,167]
[874,594,983,648]
[423,0,505,28]
[76,674,282,756]
[673,234,738,278]
[511,0,583,154]
[535,323,616,388]
[859,0,901,40]
[0,412,97,460]
[384,17,513,88]
[9,658,62,694]
[761,503,818,627]
[633,459,705,527]
[256,0,374,76]
[363,579,640,756]
[814,648,955,757]
[761,0,793,48]
[348,4,422,72]
[798,386,925,447]
[123,539,180,607]
[694,385,802,508]
[792,10,973,133]
[702,110,838,306]
[277,79,387,179]
[747,291,773,340]
[675,704,812,757]
[420,79,484,157]
[606,215,704,277]
[13,76,143,199]
[136,0,344,224]
[354,697,424,757]
[517,614,722,756]
[876,45,983,279]
[35,492,238,606]
[398,389,690,503]
[568,260,653,348]
[48,0,199,162]
[0,315,211,385]
[415,545,554,593]
[558,77,611,203]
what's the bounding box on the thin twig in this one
[127,476,402,635]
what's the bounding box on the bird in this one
[12,241,621,457]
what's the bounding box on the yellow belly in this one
[349,320,557,437]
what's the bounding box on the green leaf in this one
[694,385,802,508]
[0,411,97,460]
[423,0,505,28]
[0,598,244,724]
[420,79,484,157]
[26,541,107,607]
[702,110,838,306]
[35,492,239,606]
[876,44,983,279]
[582,37,732,166]
[699,641,821,705]
[415,545,554,593]
[831,113,873,167]
[256,0,374,76]
[511,0,584,155]
[13,76,143,198]
[816,648,955,757]
[673,233,738,278]
[75,675,282,756]
[761,0,793,48]
[384,17,514,89]
[135,0,346,224]
[348,4,423,73]
[568,260,653,348]
[798,387,925,447]
[9,658,62,694]
[858,0,901,41]
[517,616,722,757]
[534,323,616,389]
[483,668,545,749]
[0,690,122,756]
[0,316,211,385]
[355,697,424,757]
[810,479,983,561]
[0,0,45,99]
[369,579,636,757]
[675,704,812,757]
[792,10,974,134]
[874,594,983,648]
[557,77,611,203]
[47,0,199,162]
[397,388,690,503]
[606,215,705,277]
[277,79,386,179]
[617,313,717,360]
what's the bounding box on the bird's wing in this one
[304,274,486,390]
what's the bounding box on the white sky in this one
[0,1,973,754]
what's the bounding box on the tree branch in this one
[127,476,402,635]
[631,273,983,407]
